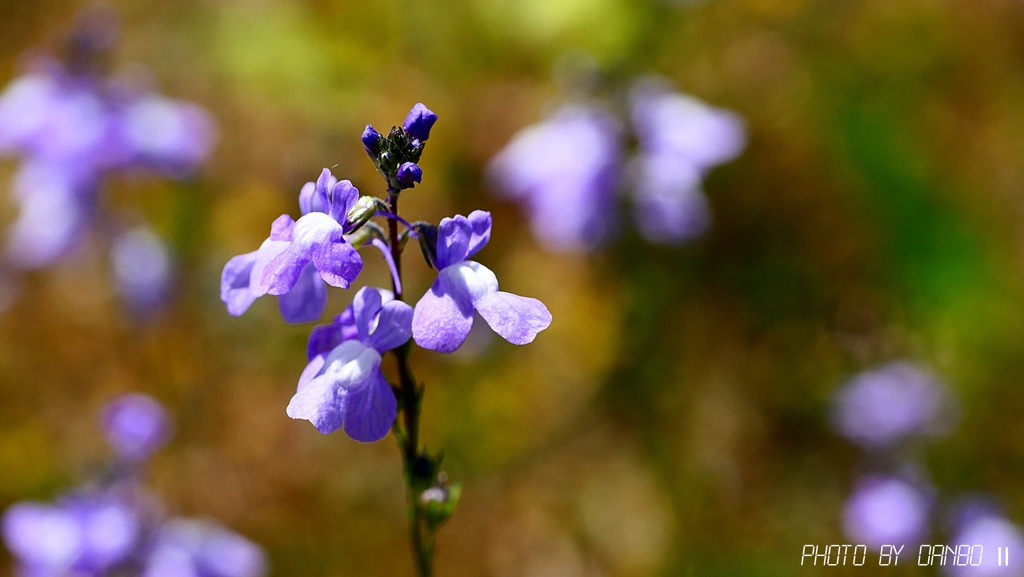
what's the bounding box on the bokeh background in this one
[4,0,1024,575]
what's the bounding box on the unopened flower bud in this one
[403,103,437,142]
[361,124,381,156]
[346,195,381,231]
[343,224,374,249]
[397,162,422,188]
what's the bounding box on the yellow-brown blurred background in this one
[4,0,1024,575]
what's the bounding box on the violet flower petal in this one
[352,286,384,343]
[276,262,327,324]
[306,310,358,361]
[435,215,472,269]
[262,212,361,294]
[465,210,492,260]
[220,251,259,317]
[298,182,322,215]
[367,300,413,353]
[286,340,382,435]
[343,371,397,442]
[474,291,552,346]
[411,273,475,353]
[329,180,359,224]
[269,215,295,241]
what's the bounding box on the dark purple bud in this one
[403,103,437,141]
[361,124,381,155]
[397,162,422,188]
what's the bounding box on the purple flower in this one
[111,226,174,314]
[630,152,710,244]
[629,79,746,244]
[2,491,142,577]
[397,162,422,188]
[220,169,363,324]
[403,103,437,142]
[261,169,363,295]
[487,106,621,253]
[143,519,266,577]
[5,161,93,268]
[61,494,141,576]
[2,502,83,577]
[102,393,172,460]
[411,211,552,353]
[833,361,952,449]
[287,286,411,441]
[0,68,118,170]
[842,476,931,548]
[631,79,746,176]
[119,94,216,177]
[944,515,1024,576]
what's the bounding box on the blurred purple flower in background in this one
[3,501,84,577]
[143,519,266,577]
[111,227,174,316]
[842,475,932,548]
[833,361,952,449]
[412,211,552,352]
[0,60,214,268]
[629,78,746,244]
[3,394,266,577]
[102,393,172,461]
[488,76,745,252]
[944,515,1024,577]
[0,7,214,315]
[487,106,621,253]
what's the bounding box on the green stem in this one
[387,191,435,577]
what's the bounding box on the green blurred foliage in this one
[4,0,1024,575]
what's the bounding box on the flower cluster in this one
[832,362,1024,574]
[487,76,745,253]
[1,394,266,577]
[832,362,951,548]
[221,103,552,442]
[0,8,214,312]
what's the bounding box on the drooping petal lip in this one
[286,341,383,435]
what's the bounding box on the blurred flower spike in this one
[0,6,215,313]
[488,75,745,253]
[220,103,551,574]
[2,395,267,577]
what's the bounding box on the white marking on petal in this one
[440,261,498,305]
[320,340,382,392]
